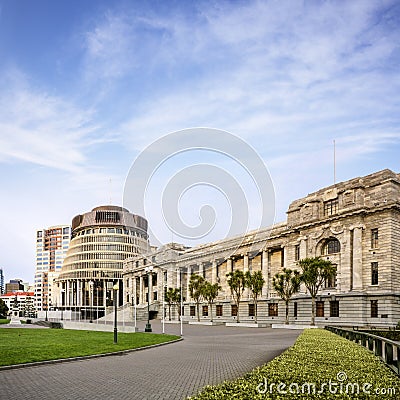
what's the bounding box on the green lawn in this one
[0,319,10,324]
[189,329,400,399]
[0,329,179,366]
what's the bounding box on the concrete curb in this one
[0,337,183,371]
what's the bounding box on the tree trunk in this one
[168,304,171,321]
[311,296,316,326]
[197,302,200,322]
[210,302,213,322]
[237,301,240,323]
[285,300,289,324]
[255,298,258,323]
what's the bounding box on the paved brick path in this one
[0,321,301,400]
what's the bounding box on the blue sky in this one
[0,0,399,282]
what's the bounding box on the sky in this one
[0,0,399,283]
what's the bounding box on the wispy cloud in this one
[0,68,99,173]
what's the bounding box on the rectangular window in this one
[324,199,339,216]
[190,306,196,316]
[293,302,298,318]
[153,291,157,301]
[371,229,379,249]
[330,301,339,317]
[325,270,337,288]
[202,305,208,317]
[268,303,278,317]
[371,300,378,318]
[231,304,238,317]
[295,245,300,261]
[316,301,324,317]
[248,304,255,317]
[371,262,379,285]
[216,304,223,317]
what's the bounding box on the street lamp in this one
[89,280,94,323]
[113,283,119,344]
[144,266,153,332]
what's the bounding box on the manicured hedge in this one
[188,329,400,399]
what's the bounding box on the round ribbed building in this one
[55,205,149,319]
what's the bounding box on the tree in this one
[165,288,180,321]
[245,270,265,323]
[202,282,221,322]
[226,270,246,323]
[172,288,182,320]
[189,273,205,322]
[272,268,301,324]
[298,257,336,325]
[0,298,8,319]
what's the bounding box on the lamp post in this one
[144,266,153,332]
[89,280,94,323]
[113,283,119,344]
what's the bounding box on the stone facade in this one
[123,169,400,327]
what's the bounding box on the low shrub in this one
[189,329,400,399]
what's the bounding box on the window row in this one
[186,302,341,318]
[72,235,145,245]
[62,261,124,270]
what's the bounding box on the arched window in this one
[322,238,340,255]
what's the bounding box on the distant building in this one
[0,291,35,318]
[34,225,71,311]
[54,205,149,320]
[0,268,4,295]
[5,279,24,294]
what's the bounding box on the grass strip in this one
[0,320,10,325]
[0,329,179,366]
[189,328,400,399]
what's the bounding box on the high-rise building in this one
[0,268,4,295]
[34,225,71,311]
[54,205,149,320]
[5,279,24,294]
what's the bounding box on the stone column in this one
[299,237,307,259]
[243,253,249,273]
[76,280,81,307]
[199,262,204,278]
[103,280,107,307]
[66,280,70,307]
[139,276,144,305]
[227,258,233,273]
[148,271,153,303]
[211,260,217,284]
[352,226,364,290]
[262,250,269,298]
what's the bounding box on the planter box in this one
[272,324,321,329]
[225,322,270,328]
[161,319,189,324]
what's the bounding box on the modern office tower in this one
[0,268,4,295]
[34,225,71,311]
[5,279,24,293]
[55,205,149,320]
